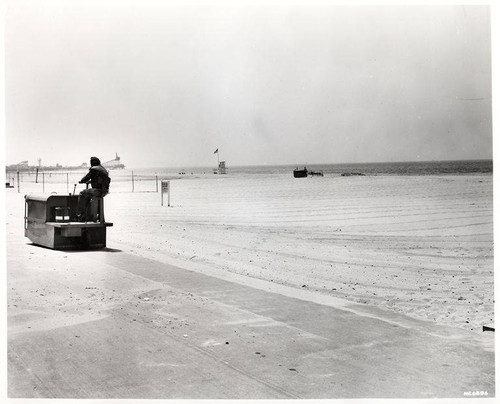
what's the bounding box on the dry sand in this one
[8,172,494,333]
[95,172,494,333]
[6,171,495,398]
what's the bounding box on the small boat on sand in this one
[293,167,308,178]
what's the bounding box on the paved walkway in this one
[6,208,495,398]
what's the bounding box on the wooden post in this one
[42,172,45,193]
[17,171,20,193]
[35,168,39,183]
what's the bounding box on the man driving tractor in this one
[77,156,110,221]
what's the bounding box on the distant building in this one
[5,160,30,171]
[218,161,226,174]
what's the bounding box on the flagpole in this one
[214,148,220,170]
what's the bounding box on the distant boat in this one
[293,167,308,178]
[102,153,125,169]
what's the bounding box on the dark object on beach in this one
[308,170,324,176]
[341,172,366,177]
[482,325,495,332]
[293,167,308,178]
[24,193,113,250]
[6,182,14,188]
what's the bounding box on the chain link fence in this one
[6,170,161,195]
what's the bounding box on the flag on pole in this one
[213,149,218,154]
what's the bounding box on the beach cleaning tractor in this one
[24,186,113,250]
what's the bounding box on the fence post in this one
[17,171,20,193]
[42,172,45,193]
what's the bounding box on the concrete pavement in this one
[6,201,495,398]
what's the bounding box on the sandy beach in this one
[6,171,495,398]
[103,172,494,332]
[10,171,493,332]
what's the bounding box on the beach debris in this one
[482,325,495,332]
[183,334,188,338]
[308,170,324,176]
[341,172,365,176]
[289,368,297,372]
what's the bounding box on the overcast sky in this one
[4,1,493,168]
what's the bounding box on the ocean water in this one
[133,159,493,178]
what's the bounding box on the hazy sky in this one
[4,1,493,168]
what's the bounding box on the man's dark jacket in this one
[80,164,110,194]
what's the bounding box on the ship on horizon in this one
[102,153,125,170]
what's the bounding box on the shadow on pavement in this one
[26,243,123,253]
